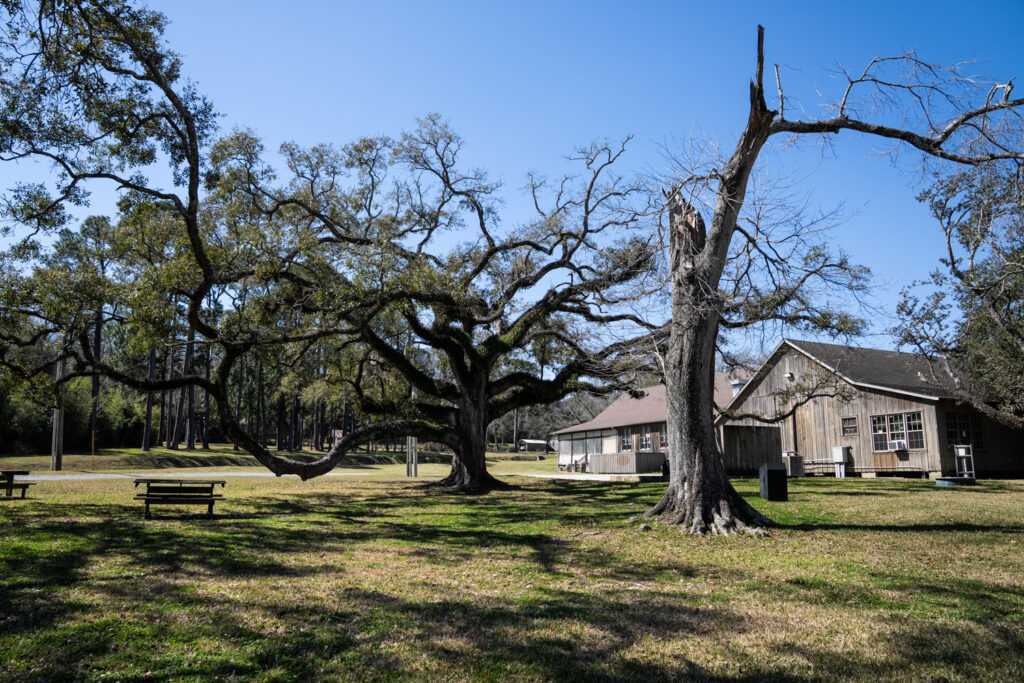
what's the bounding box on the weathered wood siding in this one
[935,401,1024,476]
[724,349,944,475]
[590,451,665,474]
[720,425,782,474]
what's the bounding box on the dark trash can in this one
[759,462,788,501]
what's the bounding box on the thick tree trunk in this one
[645,299,771,535]
[436,398,505,493]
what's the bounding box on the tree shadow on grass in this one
[774,616,1024,681]
[6,482,1023,680]
[1,495,735,681]
[0,487,664,639]
[5,574,759,681]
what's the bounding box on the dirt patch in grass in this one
[2,476,1023,680]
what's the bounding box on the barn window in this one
[639,425,652,450]
[905,412,925,449]
[870,416,888,451]
[620,427,632,451]
[870,412,925,451]
[944,411,984,450]
[841,417,858,436]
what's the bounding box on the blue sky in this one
[7,1,1024,347]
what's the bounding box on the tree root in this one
[644,484,774,536]
[429,470,512,494]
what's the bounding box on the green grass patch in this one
[2,475,1023,680]
[0,443,550,474]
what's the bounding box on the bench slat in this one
[145,485,217,495]
[135,495,222,501]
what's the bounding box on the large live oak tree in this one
[0,0,660,490]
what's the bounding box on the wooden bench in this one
[1,470,34,499]
[134,478,226,519]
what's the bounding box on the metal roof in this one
[783,339,953,400]
[551,374,749,436]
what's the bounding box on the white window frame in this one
[870,411,924,452]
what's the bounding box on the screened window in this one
[659,422,669,448]
[639,425,652,450]
[871,416,888,451]
[905,412,925,449]
[871,412,924,451]
[841,417,858,436]
[620,427,632,452]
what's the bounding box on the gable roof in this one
[551,373,750,436]
[551,385,667,435]
[720,339,954,419]
[784,339,952,399]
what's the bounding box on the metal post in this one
[406,435,418,477]
[51,358,64,471]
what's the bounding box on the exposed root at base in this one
[639,513,771,537]
[426,472,513,494]
[642,485,774,536]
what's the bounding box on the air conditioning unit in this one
[887,440,908,451]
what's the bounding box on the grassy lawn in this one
[2,475,1023,681]
[0,444,553,477]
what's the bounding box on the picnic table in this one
[0,470,34,499]
[134,478,226,519]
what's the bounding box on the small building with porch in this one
[551,373,771,474]
[517,439,549,452]
[718,339,1024,478]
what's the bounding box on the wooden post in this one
[407,436,418,477]
[51,358,64,471]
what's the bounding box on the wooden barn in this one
[550,373,776,474]
[718,339,1024,478]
